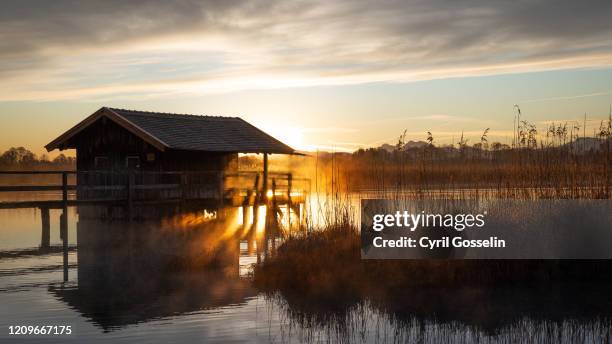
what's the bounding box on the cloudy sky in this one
[1,0,612,154]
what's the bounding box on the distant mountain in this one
[404,140,429,149]
[564,137,610,152]
[314,137,609,155]
[379,141,429,152]
[379,144,396,152]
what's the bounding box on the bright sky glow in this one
[1,0,612,155]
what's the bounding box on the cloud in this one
[520,92,609,104]
[301,127,358,133]
[2,0,612,100]
[350,115,491,127]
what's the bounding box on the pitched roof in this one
[46,107,295,154]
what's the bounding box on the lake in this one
[1,198,611,343]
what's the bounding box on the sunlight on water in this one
[255,205,267,235]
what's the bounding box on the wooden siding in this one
[69,116,237,174]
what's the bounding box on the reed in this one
[254,128,612,337]
[308,128,611,199]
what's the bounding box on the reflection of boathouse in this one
[49,213,256,331]
[45,107,298,204]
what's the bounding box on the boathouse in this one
[45,107,296,201]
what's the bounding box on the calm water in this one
[1,200,611,343]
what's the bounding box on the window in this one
[126,156,140,169]
[94,156,110,170]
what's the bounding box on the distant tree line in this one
[0,147,75,170]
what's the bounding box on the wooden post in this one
[40,207,50,249]
[252,174,260,205]
[242,204,248,227]
[269,178,278,251]
[62,172,68,205]
[248,173,261,254]
[256,235,262,264]
[287,173,292,232]
[250,204,258,255]
[263,208,269,260]
[252,191,259,226]
[271,178,278,228]
[262,153,268,204]
[60,207,68,282]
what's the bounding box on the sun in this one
[261,124,307,151]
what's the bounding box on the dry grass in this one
[254,141,612,335]
[254,221,612,337]
[323,145,611,198]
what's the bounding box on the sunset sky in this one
[1,0,612,155]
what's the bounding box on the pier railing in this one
[0,170,310,208]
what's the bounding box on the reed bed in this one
[320,143,611,199]
[254,137,612,339]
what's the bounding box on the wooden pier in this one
[1,169,309,281]
[0,169,308,252]
[0,170,308,208]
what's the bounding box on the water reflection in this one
[262,278,612,343]
[49,205,257,331]
[1,198,611,342]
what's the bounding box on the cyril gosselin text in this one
[369,211,506,250]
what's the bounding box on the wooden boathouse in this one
[0,107,308,260]
[46,107,295,174]
[45,107,297,202]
